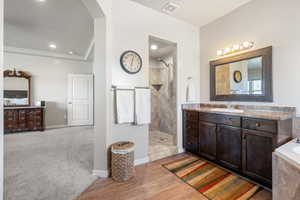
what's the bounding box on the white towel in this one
[186,81,196,102]
[135,88,151,125]
[116,88,134,124]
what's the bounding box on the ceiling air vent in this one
[162,2,180,14]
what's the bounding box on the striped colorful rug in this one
[163,155,260,200]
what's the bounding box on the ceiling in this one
[4,0,93,59]
[149,36,176,59]
[131,0,251,27]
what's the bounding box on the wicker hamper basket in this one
[111,141,135,182]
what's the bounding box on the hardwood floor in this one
[76,153,272,200]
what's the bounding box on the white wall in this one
[200,0,300,115]
[4,52,93,128]
[109,0,200,162]
[0,0,3,199]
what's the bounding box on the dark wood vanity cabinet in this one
[217,125,242,171]
[199,121,216,160]
[4,107,45,133]
[242,129,273,183]
[183,111,199,154]
[183,110,292,187]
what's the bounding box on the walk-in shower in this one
[148,35,178,161]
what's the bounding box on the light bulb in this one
[217,50,223,56]
[151,44,158,50]
[233,44,240,50]
[243,41,251,48]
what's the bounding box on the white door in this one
[68,74,94,126]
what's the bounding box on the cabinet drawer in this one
[216,115,241,127]
[199,112,241,127]
[242,118,277,133]
[199,112,218,123]
[185,111,199,122]
[185,121,198,130]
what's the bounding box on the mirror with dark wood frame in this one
[210,46,273,102]
[4,69,31,107]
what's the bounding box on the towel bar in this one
[111,86,150,91]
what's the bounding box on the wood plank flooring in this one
[76,153,272,200]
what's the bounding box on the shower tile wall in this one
[149,54,177,141]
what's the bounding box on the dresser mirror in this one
[4,69,31,106]
[210,46,273,102]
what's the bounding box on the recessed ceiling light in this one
[37,0,46,2]
[68,51,74,55]
[150,44,158,51]
[49,43,57,49]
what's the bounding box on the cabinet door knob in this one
[255,122,261,127]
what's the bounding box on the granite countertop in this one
[4,106,45,109]
[182,104,296,121]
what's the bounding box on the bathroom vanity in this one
[182,104,295,188]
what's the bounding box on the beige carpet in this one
[4,126,97,200]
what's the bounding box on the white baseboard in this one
[177,147,185,153]
[92,170,109,178]
[92,157,149,178]
[46,124,68,130]
[134,157,149,166]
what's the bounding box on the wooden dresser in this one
[4,107,45,134]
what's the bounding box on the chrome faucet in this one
[296,138,300,144]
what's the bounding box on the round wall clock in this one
[120,50,143,74]
[233,71,242,83]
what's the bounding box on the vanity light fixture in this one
[49,43,57,49]
[217,41,254,56]
[150,44,158,51]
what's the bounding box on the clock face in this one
[233,71,242,83]
[120,51,143,74]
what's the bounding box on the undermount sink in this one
[293,146,300,155]
[210,108,245,114]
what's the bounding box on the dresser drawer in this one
[242,118,277,133]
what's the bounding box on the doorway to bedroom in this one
[3,0,99,199]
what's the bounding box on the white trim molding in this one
[4,46,88,61]
[46,124,68,130]
[134,157,149,166]
[84,38,95,60]
[92,170,109,178]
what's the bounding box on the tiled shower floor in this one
[149,131,178,161]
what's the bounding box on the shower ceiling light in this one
[150,44,158,51]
